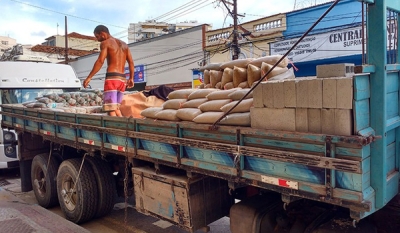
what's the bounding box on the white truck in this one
[0,61,81,169]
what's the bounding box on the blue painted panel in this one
[182,130,236,144]
[354,75,371,101]
[140,140,177,155]
[15,118,24,126]
[183,147,234,167]
[336,157,370,192]
[386,92,399,119]
[138,125,177,136]
[244,156,325,184]
[80,130,102,141]
[26,120,37,129]
[386,72,399,93]
[59,126,76,137]
[336,145,370,159]
[41,123,54,132]
[106,134,134,147]
[387,129,396,145]
[354,99,370,133]
[386,142,396,174]
[243,137,325,153]
[284,0,362,38]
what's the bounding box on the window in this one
[1,41,8,45]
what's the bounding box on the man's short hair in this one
[94,25,109,34]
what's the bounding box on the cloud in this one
[31,31,47,37]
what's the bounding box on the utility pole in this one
[232,0,239,60]
[65,16,69,64]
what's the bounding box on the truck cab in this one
[0,61,81,168]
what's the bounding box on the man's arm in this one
[83,42,108,88]
[126,48,135,88]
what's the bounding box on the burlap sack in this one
[205,84,212,88]
[176,108,202,121]
[141,107,163,118]
[167,89,196,99]
[182,98,208,108]
[199,83,205,89]
[228,88,253,100]
[238,81,249,88]
[155,109,180,121]
[210,70,223,87]
[268,67,295,81]
[224,82,234,90]
[233,66,248,87]
[220,58,253,69]
[215,82,222,90]
[249,55,289,68]
[204,70,210,85]
[199,99,231,112]
[221,68,233,87]
[220,112,251,126]
[188,89,219,100]
[247,64,261,87]
[202,63,222,71]
[120,92,165,118]
[261,62,289,80]
[193,112,225,124]
[220,98,253,113]
[162,99,187,109]
[206,89,239,100]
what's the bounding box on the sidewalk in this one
[0,186,90,233]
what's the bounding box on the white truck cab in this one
[0,61,82,169]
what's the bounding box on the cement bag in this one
[261,62,289,80]
[199,99,231,112]
[205,84,212,88]
[83,106,103,114]
[188,89,219,100]
[221,68,233,87]
[220,112,251,126]
[176,108,202,121]
[233,66,248,87]
[215,82,222,90]
[75,107,87,114]
[238,81,249,88]
[247,64,262,87]
[220,58,253,69]
[203,70,210,84]
[61,107,77,113]
[155,109,180,121]
[249,55,289,68]
[193,112,225,124]
[141,107,163,119]
[210,70,223,88]
[228,88,253,100]
[120,92,165,118]
[221,98,253,113]
[199,83,205,89]
[224,82,234,90]
[268,67,295,81]
[206,89,239,100]
[162,99,187,110]
[181,98,208,108]
[202,63,222,71]
[167,89,196,99]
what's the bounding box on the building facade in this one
[0,36,17,57]
[42,32,100,52]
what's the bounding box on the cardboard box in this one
[284,79,296,108]
[323,78,337,108]
[321,109,335,134]
[337,77,353,109]
[251,107,296,131]
[308,78,323,108]
[295,108,308,132]
[308,109,321,133]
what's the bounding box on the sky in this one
[0,0,314,46]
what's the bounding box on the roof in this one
[31,44,97,57]
[45,32,97,41]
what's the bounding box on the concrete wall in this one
[70,25,205,89]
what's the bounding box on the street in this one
[0,168,230,233]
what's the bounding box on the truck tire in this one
[57,158,98,224]
[31,153,60,208]
[86,156,116,218]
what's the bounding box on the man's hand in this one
[83,78,91,88]
[126,79,134,88]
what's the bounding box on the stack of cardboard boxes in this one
[251,63,355,136]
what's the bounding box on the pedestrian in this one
[83,25,135,117]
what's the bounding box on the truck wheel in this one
[57,158,98,224]
[31,153,60,208]
[86,156,116,218]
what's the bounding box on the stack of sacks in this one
[219,89,254,126]
[199,55,290,90]
[22,89,104,114]
[120,92,165,118]
[141,89,197,121]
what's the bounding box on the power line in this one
[152,0,200,21]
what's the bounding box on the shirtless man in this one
[83,25,134,116]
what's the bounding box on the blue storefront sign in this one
[125,64,145,83]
